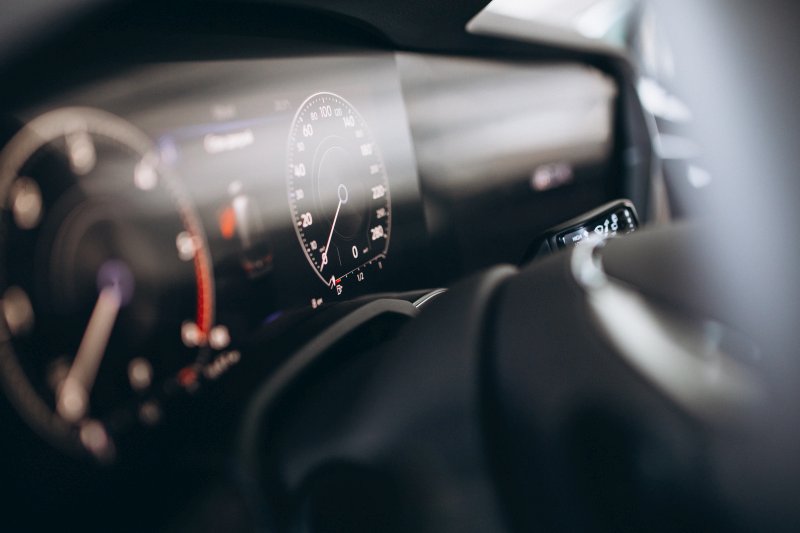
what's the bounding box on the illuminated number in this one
[301,212,313,228]
[302,124,314,137]
[357,272,365,282]
[360,143,373,156]
[310,111,319,121]
[371,225,385,241]
[343,115,355,128]
[296,142,305,152]
[376,207,387,219]
[319,105,333,118]
[293,163,306,177]
[351,245,359,258]
[334,107,343,117]
[295,188,305,200]
[310,240,318,250]
[371,185,386,199]
[369,164,380,175]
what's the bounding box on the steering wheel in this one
[236,2,800,532]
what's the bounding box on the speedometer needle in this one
[57,284,122,423]
[321,184,348,272]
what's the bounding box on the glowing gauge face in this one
[0,107,215,460]
[286,92,391,293]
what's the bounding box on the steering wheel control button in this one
[522,199,639,263]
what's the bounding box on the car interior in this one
[1,0,800,531]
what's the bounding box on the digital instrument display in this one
[0,53,429,457]
[287,92,391,293]
[123,55,427,310]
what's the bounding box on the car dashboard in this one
[0,3,650,530]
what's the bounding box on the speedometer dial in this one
[287,92,391,294]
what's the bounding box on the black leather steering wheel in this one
[237,222,799,532]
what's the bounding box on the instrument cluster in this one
[0,49,622,462]
[0,53,429,459]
